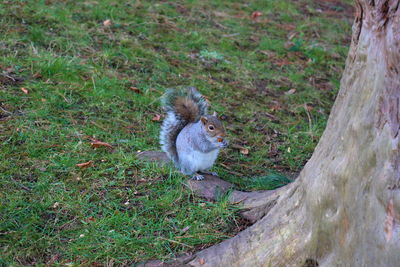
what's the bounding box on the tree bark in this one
[186,1,400,266]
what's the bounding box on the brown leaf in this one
[259,50,276,57]
[213,11,230,18]
[285,88,296,95]
[20,87,29,94]
[270,101,283,111]
[87,216,96,222]
[250,35,260,42]
[152,114,161,121]
[90,141,112,149]
[5,66,15,74]
[275,59,293,67]
[305,104,314,111]
[76,160,93,168]
[33,72,42,79]
[265,112,278,121]
[231,144,249,155]
[269,143,278,157]
[46,254,60,265]
[251,11,262,20]
[240,147,249,155]
[180,226,190,233]
[278,23,296,31]
[284,41,294,49]
[103,19,112,27]
[129,86,142,94]
[288,31,298,41]
[385,198,395,242]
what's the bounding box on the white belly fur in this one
[185,149,219,172]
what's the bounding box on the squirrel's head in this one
[200,113,228,148]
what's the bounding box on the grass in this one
[0,0,353,265]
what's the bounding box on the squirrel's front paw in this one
[192,174,205,181]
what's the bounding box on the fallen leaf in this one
[284,41,294,49]
[251,11,262,20]
[288,31,298,41]
[90,141,113,149]
[103,19,112,27]
[5,66,14,73]
[285,88,296,95]
[270,101,283,111]
[180,226,190,233]
[213,11,230,18]
[278,23,296,31]
[231,144,249,155]
[259,50,276,57]
[76,160,93,168]
[87,216,96,222]
[305,104,314,111]
[240,147,249,154]
[264,112,278,121]
[32,72,42,79]
[47,254,61,265]
[152,114,161,121]
[250,35,260,42]
[20,87,28,94]
[269,143,278,157]
[129,86,142,94]
[275,58,292,67]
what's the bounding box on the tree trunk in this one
[186,1,400,266]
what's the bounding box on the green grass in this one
[0,0,353,265]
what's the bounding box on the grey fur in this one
[160,87,225,176]
[160,87,208,166]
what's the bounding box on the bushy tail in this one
[160,87,208,165]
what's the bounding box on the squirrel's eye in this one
[208,125,215,131]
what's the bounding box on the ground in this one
[0,0,353,265]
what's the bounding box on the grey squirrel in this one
[160,87,228,180]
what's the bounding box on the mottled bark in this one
[186,1,400,266]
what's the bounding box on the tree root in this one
[137,151,287,223]
[137,151,297,266]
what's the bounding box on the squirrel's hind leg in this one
[192,173,205,181]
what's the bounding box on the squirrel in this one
[159,87,228,180]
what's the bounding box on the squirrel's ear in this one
[200,116,208,125]
[212,111,217,116]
